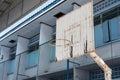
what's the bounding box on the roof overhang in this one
[0,0,65,41]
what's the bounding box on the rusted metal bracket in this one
[89,52,112,80]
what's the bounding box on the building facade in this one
[0,0,120,80]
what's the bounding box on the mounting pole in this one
[66,59,70,80]
[66,59,80,80]
[89,52,112,80]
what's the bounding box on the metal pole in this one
[66,59,80,80]
[16,54,21,80]
[66,59,69,80]
[69,60,80,66]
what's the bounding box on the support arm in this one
[89,52,112,80]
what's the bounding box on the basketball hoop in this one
[49,39,56,46]
[49,39,72,47]
[49,39,73,61]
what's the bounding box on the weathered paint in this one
[56,0,95,61]
[56,0,112,80]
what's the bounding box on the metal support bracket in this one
[66,59,80,80]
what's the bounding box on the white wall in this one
[3,61,9,80]
[25,67,37,77]
[0,13,8,32]
[38,23,53,75]
[8,3,22,25]
[1,46,10,61]
[16,36,29,55]
[15,36,29,80]
[0,63,4,80]
[23,0,40,14]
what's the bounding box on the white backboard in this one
[56,1,95,61]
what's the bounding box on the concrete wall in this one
[0,0,120,80]
[0,46,12,79]
[1,46,10,61]
[1,28,120,80]
[0,0,47,32]
[8,74,14,80]
[15,36,29,80]
[0,0,119,32]
[3,61,9,80]
[0,63,4,80]
[74,68,89,80]
[38,23,53,75]
[25,67,37,77]
[113,78,120,80]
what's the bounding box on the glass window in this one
[109,17,119,40]
[94,15,101,26]
[102,17,120,43]
[29,43,39,52]
[94,24,103,46]
[102,21,110,42]
[94,7,120,45]
[27,50,39,68]
[9,59,15,74]
[50,46,56,62]
[102,8,118,22]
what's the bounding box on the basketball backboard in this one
[56,1,95,61]
[55,1,112,80]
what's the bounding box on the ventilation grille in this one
[94,0,120,13]
[90,65,120,80]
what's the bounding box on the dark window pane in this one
[94,24,103,46]
[102,8,118,22]
[94,15,101,26]
[109,17,119,40]
[102,21,110,42]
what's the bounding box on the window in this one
[29,43,39,52]
[94,24,103,46]
[109,17,119,40]
[102,20,110,42]
[102,7,118,22]
[50,46,56,62]
[102,17,119,42]
[27,50,39,68]
[50,28,56,62]
[8,59,15,74]
[94,15,101,26]
[27,42,39,68]
[94,7,120,46]
[29,34,39,45]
